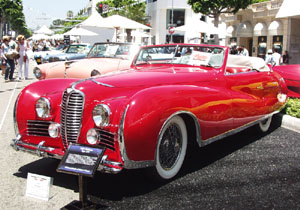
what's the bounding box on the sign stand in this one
[57,144,105,210]
[61,175,97,209]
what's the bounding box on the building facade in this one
[222,0,300,64]
[146,0,226,45]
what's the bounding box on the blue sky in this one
[23,0,88,30]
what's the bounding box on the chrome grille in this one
[61,89,84,148]
[96,129,115,151]
[27,120,51,137]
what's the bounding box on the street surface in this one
[0,61,299,210]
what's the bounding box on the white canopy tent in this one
[103,15,151,42]
[276,0,300,18]
[174,20,220,34]
[76,12,114,44]
[64,27,98,36]
[78,12,112,28]
[34,25,54,35]
[31,33,50,41]
[104,15,151,30]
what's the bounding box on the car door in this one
[226,70,273,129]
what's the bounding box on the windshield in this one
[88,43,139,60]
[66,45,90,54]
[135,45,225,68]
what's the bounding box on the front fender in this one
[16,79,78,136]
[123,85,217,162]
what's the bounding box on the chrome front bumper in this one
[11,136,62,159]
[10,135,123,174]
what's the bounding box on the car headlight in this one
[33,67,42,79]
[91,69,101,77]
[87,128,99,145]
[36,97,51,118]
[92,104,110,127]
[48,123,60,138]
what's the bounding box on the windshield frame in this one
[133,44,227,69]
[87,42,138,59]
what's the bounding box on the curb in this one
[280,114,300,133]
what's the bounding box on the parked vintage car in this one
[12,44,288,180]
[33,44,66,64]
[273,64,300,98]
[41,43,91,63]
[33,42,139,80]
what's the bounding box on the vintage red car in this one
[12,44,288,180]
[33,42,140,80]
[273,64,300,98]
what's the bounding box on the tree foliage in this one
[0,0,31,37]
[187,0,253,20]
[96,0,147,24]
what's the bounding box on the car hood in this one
[89,65,217,89]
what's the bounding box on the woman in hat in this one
[16,35,29,80]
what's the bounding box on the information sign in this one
[64,35,70,46]
[57,144,104,177]
[25,173,53,201]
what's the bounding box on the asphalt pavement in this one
[0,60,299,210]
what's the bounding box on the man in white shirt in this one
[272,49,282,65]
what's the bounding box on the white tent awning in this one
[78,12,112,28]
[174,20,220,34]
[64,27,98,36]
[104,15,151,30]
[276,0,300,18]
[35,25,54,35]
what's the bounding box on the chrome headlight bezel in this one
[87,128,99,145]
[33,67,42,79]
[48,123,61,138]
[36,97,51,118]
[92,104,110,127]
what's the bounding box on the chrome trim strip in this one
[71,78,92,89]
[201,111,279,146]
[91,78,114,88]
[158,111,203,147]
[13,94,21,136]
[118,105,154,169]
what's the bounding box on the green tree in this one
[187,0,254,44]
[0,0,31,38]
[96,0,147,24]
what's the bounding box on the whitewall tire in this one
[155,115,187,180]
[258,116,272,132]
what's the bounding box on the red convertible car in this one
[273,65,300,98]
[33,42,139,80]
[12,44,288,180]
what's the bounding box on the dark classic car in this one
[33,42,139,80]
[12,44,288,180]
[41,43,91,63]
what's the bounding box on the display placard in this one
[25,173,53,201]
[57,144,104,177]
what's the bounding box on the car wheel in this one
[155,115,187,180]
[257,116,272,132]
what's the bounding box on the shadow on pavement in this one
[13,114,282,203]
